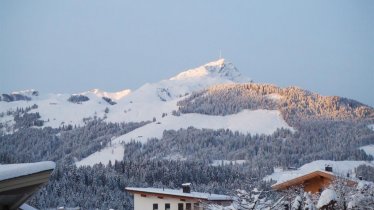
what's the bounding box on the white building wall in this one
[133,194,202,210]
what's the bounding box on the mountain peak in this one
[83,88,131,100]
[169,58,251,82]
[204,58,225,68]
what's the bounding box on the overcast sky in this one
[1,1,373,106]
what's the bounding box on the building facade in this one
[126,184,232,210]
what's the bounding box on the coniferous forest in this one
[1,84,374,209]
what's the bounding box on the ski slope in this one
[76,109,292,167]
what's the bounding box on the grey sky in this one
[1,1,373,106]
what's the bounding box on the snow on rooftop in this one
[264,160,374,185]
[0,161,55,181]
[126,187,232,201]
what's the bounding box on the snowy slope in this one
[1,59,295,167]
[76,109,292,167]
[112,109,290,144]
[264,160,374,185]
[0,59,251,130]
[360,145,374,159]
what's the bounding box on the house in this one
[125,183,233,210]
[0,161,55,210]
[271,165,357,194]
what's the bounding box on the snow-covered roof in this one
[264,160,373,186]
[0,161,56,182]
[125,187,233,201]
[271,170,334,189]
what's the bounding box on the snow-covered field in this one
[112,109,291,144]
[75,146,124,167]
[360,144,374,160]
[264,160,374,185]
[76,109,292,167]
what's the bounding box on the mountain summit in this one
[170,58,250,83]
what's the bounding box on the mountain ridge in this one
[1,59,372,133]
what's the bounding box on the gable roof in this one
[272,170,335,190]
[125,187,232,201]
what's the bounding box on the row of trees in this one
[127,122,373,174]
[29,160,255,210]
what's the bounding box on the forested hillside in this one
[1,82,374,209]
[177,83,374,126]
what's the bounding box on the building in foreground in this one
[126,183,232,210]
[0,161,55,210]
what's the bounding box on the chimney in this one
[325,165,333,172]
[182,183,191,193]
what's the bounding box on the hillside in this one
[1,59,374,209]
[177,83,374,127]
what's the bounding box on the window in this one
[165,203,170,210]
[186,203,191,210]
[178,203,184,210]
[153,203,158,210]
[193,203,199,210]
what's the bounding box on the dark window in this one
[178,203,184,210]
[186,203,191,210]
[193,203,199,210]
[165,203,170,210]
[153,203,158,210]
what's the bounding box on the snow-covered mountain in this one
[0,59,293,166]
[0,59,254,129]
[2,58,373,167]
